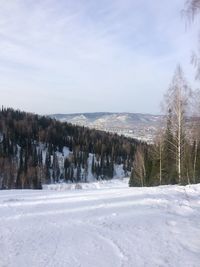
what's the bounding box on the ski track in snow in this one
[0,181,200,267]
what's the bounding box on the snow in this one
[86,153,96,182]
[42,178,129,191]
[114,164,127,179]
[0,181,200,267]
[116,114,129,122]
[0,133,3,142]
[38,146,127,182]
[62,146,71,158]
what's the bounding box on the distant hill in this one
[49,112,163,142]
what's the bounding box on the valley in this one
[50,113,162,142]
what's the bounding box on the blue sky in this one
[0,0,199,114]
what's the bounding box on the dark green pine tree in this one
[129,169,135,187]
[45,151,51,183]
[76,165,81,182]
[91,155,95,175]
[32,146,38,167]
[16,148,24,189]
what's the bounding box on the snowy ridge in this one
[0,182,200,267]
[42,178,129,191]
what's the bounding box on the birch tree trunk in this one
[193,140,198,183]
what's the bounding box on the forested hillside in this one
[0,107,140,189]
[1,95,200,190]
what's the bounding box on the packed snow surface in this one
[0,180,200,267]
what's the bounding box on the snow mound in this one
[42,178,129,191]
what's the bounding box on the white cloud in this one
[0,0,199,114]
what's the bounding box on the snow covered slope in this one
[0,181,200,267]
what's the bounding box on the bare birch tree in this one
[132,145,146,187]
[184,0,200,19]
[164,65,191,184]
[184,0,200,79]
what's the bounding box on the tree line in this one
[129,66,200,187]
[0,107,138,189]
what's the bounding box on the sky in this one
[0,0,199,115]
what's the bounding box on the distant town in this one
[50,112,162,143]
